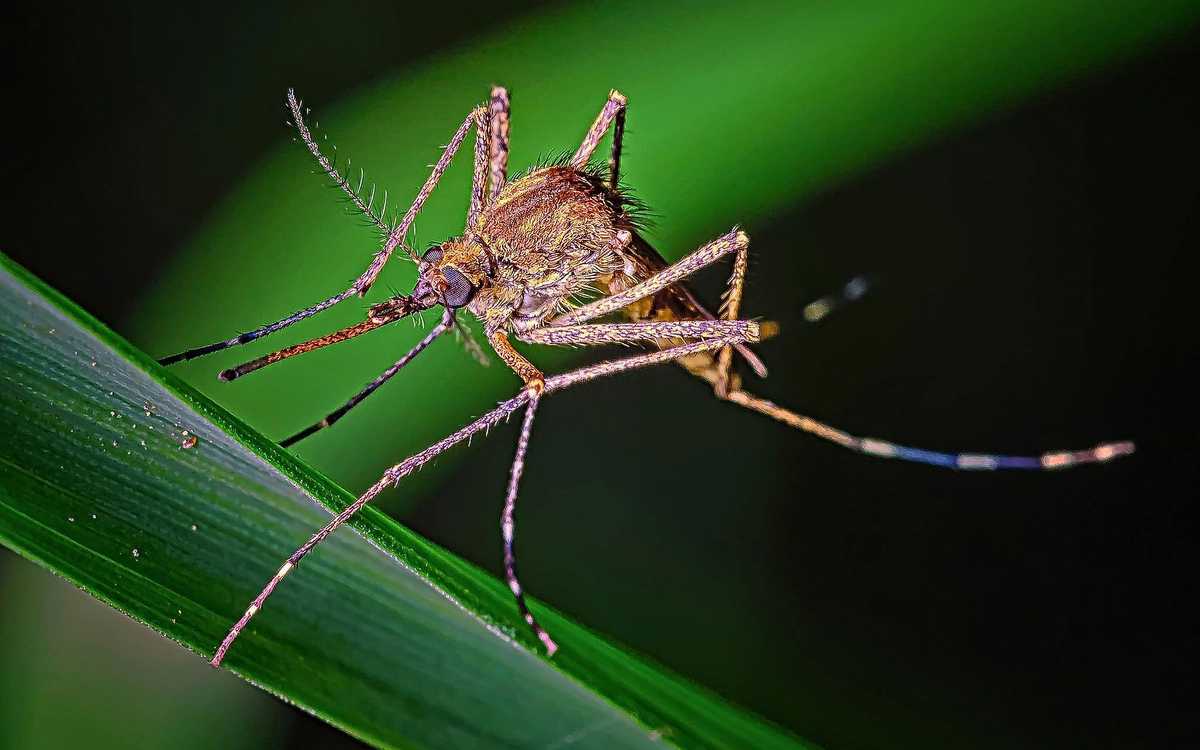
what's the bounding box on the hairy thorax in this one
[465,166,631,333]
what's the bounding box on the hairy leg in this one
[572,89,628,169]
[488,329,545,396]
[487,86,511,202]
[209,333,746,666]
[519,319,759,347]
[733,387,1132,469]
[714,231,751,397]
[680,351,1135,470]
[467,106,491,230]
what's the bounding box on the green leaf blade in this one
[0,255,811,748]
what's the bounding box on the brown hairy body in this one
[449,163,766,383]
[469,165,631,333]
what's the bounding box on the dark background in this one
[1,3,1196,749]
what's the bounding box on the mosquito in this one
[160,87,1135,667]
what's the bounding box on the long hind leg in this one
[682,323,1134,470]
[723,382,1132,469]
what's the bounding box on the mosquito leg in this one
[487,329,545,396]
[278,310,455,448]
[608,95,627,190]
[500,394,558,654]
[571,90,628,169]
[210,333,745,666]
[680,352,1134,471]
[519,319,759,347]
[487,86,511,202]
[466,107,491,230]
[552,228,747,326]
[713,230,751,397]
[654,259,1130,470]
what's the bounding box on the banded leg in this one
[487,86,511,201]
[161,96,485,365]
[572,89,628,169]
[680,360,1135,470]
[279,310,455,448]
[210,333,747,666]
[501,394,557,654]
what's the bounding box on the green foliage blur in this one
[2,0,1196,748]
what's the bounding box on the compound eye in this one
[441,266,476,308]
[422,245,444,263]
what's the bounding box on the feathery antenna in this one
[286,89,398,242]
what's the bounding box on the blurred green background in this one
[2,1,1196,748]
